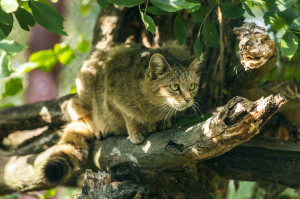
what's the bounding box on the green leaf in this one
[96,0,111,9]
[241,1,255,17]
[106,0,144,7]
[262,0,275,10]
[281,32,298,60]
[0,103,14,108]
[150,0,200,12]
[174,13,187,45]
[0,8,13,26]
[29,0,67,35]
[0,49,13,77]
[147,6,172,15]
[77,38,90,53]
[277,7,300,24]
[191,7,205,23]
[1,0,19,13]
[289,16,300,30]
[0,24,12,37]
[263,12,277,25]
[15,7,36,31]
[2,78,22,98]
[271,0,297,12]
[203,22,219,47]
[29,49,58,72]
[194,34,202,58]
[0,40,26,56]
[0,28,6,40]
[140,12,156,35]
[54,43,75,65]
[219,2,245,19]
[70,84,77,94]
[209,0,217,7]
[15,62,38,74]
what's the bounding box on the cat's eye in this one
[189,83,196,91]
[170,84,179,91]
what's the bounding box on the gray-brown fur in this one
[44,41,202,183]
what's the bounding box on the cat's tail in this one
[43,120,94,184]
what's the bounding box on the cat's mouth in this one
[174,101,193,111]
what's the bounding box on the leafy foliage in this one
[1,0,300,105]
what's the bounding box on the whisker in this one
[163,106,174,129]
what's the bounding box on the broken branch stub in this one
[92,94,287,171]
[233,23,275,70]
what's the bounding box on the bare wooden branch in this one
[0,94,286,195]
[90,94,286,171]
[205,137,300,188]
[0,95,73,139]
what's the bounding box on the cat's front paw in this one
[129,131,146,144]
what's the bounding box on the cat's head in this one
[146,53,202,111]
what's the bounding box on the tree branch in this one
[206,137,300,188]
[90,94,286,171]
[0,94,286,194]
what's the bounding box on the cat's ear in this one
[148,53,170,79]
[189,55,204,73]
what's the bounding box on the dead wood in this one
[0,94,286,195]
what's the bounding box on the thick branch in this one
[0,95,73,139]
[91,94,286,171]
[206,137,300,188]
[0,94,286,194]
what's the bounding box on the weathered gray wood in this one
[0,94,286,195]
[205,137,300,188]
[90,94,286,171]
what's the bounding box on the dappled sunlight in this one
[142,140,151,153]
[39,106,51,123]
[94,145,102,169]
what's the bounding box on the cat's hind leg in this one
[43,120,94,184]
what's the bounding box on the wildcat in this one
[44,41,202,184]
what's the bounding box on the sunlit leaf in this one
[2,78,22,98]
[1,0,19,13]
[263,12,277,25]
[281,32,298,60]
[151,0,200,12]
[277,7,300,24]
[0,49,13,77]
[77,38,90,53]
[54,43,75,65]
[0,40,26,56]
[289,16,300,30]
[203,22,219,47]
[106,0,143,7]
[29,49,58,72]
[15,7,35,31]
[174,13,187,45]
[29,0,67,35]
[70,84,77,94]
[219,2,244,19]
[271,0,297,12]
[140,11,156,35]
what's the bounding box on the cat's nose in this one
[184,97,192,103]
